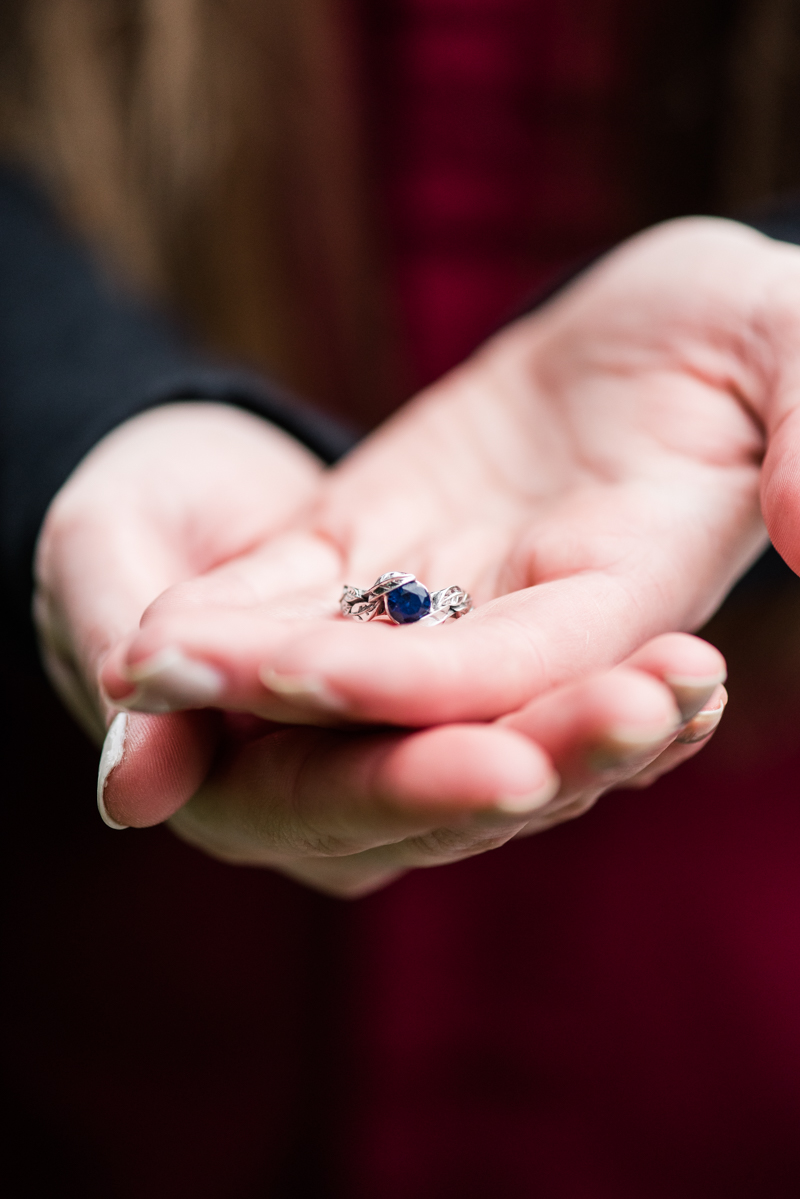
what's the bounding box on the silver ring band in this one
[341,572,473,626]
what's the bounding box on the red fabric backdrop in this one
[361,0,635,388]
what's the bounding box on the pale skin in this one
[39,215,800,896]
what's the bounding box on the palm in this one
[322,252,764,621]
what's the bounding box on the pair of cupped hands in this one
[34,218,800,895]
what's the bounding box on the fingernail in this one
[664,671,727,721]
[97,713,129,829]
[120,647,224,713]
[494,772,560,814]
[589,721,678,771]
[259,668,346,712]
[675,689,727,743]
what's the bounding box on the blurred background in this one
[4,4,800,1197]
[3,1,800,426]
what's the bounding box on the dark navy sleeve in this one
[0,166,356,633]
[746,192,800,247]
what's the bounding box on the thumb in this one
[761,403,800,576]
[97,710,222,829]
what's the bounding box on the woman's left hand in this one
[102,635,725,896]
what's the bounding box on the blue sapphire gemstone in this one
[386,580,431,624]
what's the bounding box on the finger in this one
[503,673,726,840]
[102,568,672,724]
[619,685,727,789]
[97,625,722,846]
[622,632,726,720]
[761,405,800,577]
[98,710,222,828]
[99,532,342,716]
[171,721,556,854]
[319,669,727,879]
[165,662,707,892]
[97,662,718,897]
[501,665,682,804]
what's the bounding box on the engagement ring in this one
[341,572,473,626]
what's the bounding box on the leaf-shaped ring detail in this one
[340,572,473,625]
